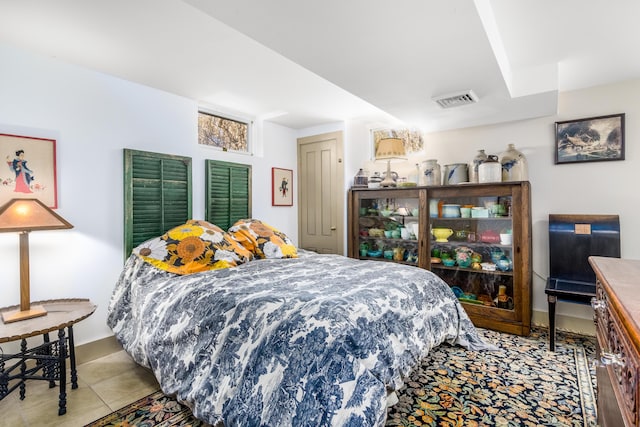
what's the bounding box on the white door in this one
[297,131,344,254]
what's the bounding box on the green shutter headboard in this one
[205,160,251,230]
[124,149,192,258]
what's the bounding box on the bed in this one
[107,219,493,426]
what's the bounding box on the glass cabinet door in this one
[426,184,527,330]
[352,188,426,268]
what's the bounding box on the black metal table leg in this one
[68,325,78,389]
[0,351,7,399]
[42,332,56,388]
[57,328,67,416]
[19,339,26,400]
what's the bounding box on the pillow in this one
[133,219,253,275]
[228,219,297,259]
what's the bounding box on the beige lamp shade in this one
[375,137,407,161]
[0,198,73,232]
[375,137,407,187]
[0,198,73,323]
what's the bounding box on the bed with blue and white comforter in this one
[107,250,493,426]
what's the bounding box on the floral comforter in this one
[107,251,492,426]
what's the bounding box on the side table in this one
[0,299,96,416]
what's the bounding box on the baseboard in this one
[75,335,123,365]
[532,310,596,336]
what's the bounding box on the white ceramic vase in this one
[469,149,487,183]
[500,143,528,181]
[478,155,501,183]
[420,159,441,186]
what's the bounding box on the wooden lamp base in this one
[2,305,47,324]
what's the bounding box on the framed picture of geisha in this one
[0,133,57,208]
[272,167,293,206]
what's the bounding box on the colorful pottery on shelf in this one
[496,255,513,271]
[455,246,473,268]
[432,228,454,242]
[442,204,461,218]
[442,258,456,267]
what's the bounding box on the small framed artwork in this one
[0,133,58,208]
[272,167,293,206]
[555,113,625,164]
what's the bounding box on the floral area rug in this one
[85,328,595,427]
[386,327,596,427]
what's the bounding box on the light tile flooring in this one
[0,350,159,427]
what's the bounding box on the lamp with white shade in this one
[375,137,407,187]
[0,198,73,323]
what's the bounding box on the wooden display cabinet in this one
[348,181,532,336]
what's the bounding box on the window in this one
[198,110,251,153]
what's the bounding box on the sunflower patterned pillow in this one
[228,219,298,259]
[133,220,253,275]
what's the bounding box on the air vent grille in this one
[433,90,479,109]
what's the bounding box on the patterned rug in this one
[85,327,596,427]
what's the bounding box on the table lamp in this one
[0,198,73,323]
[375,137,407,187]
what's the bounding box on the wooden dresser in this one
[589,256,640,427]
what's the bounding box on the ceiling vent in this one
[433,90,479,109]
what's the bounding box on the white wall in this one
[351,79,640,330]
[0,44,298,346]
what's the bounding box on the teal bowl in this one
[367,250,382,258]
[443,258,456,267]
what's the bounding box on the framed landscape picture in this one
[555,113,625,164]
[0,133,57,208]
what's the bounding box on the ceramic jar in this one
[353,168,368,187]
[500,143,528,181]
[442,163,468,185]
[442,204,461,218]
[368,172,382,188]
[469,149,488,183]
[420,159,441,186]
[393,247,405,261]
[496,285,513,309]
[455,247,473,268]
[478,155,501,183]
[359,242,369,257]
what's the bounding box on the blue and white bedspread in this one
[107,251,493,427]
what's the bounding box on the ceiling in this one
[1,0,639,132]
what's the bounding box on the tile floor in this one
[0,350,159,427]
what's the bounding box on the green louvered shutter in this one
[205,160,251,230]
[124,149,192,258]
